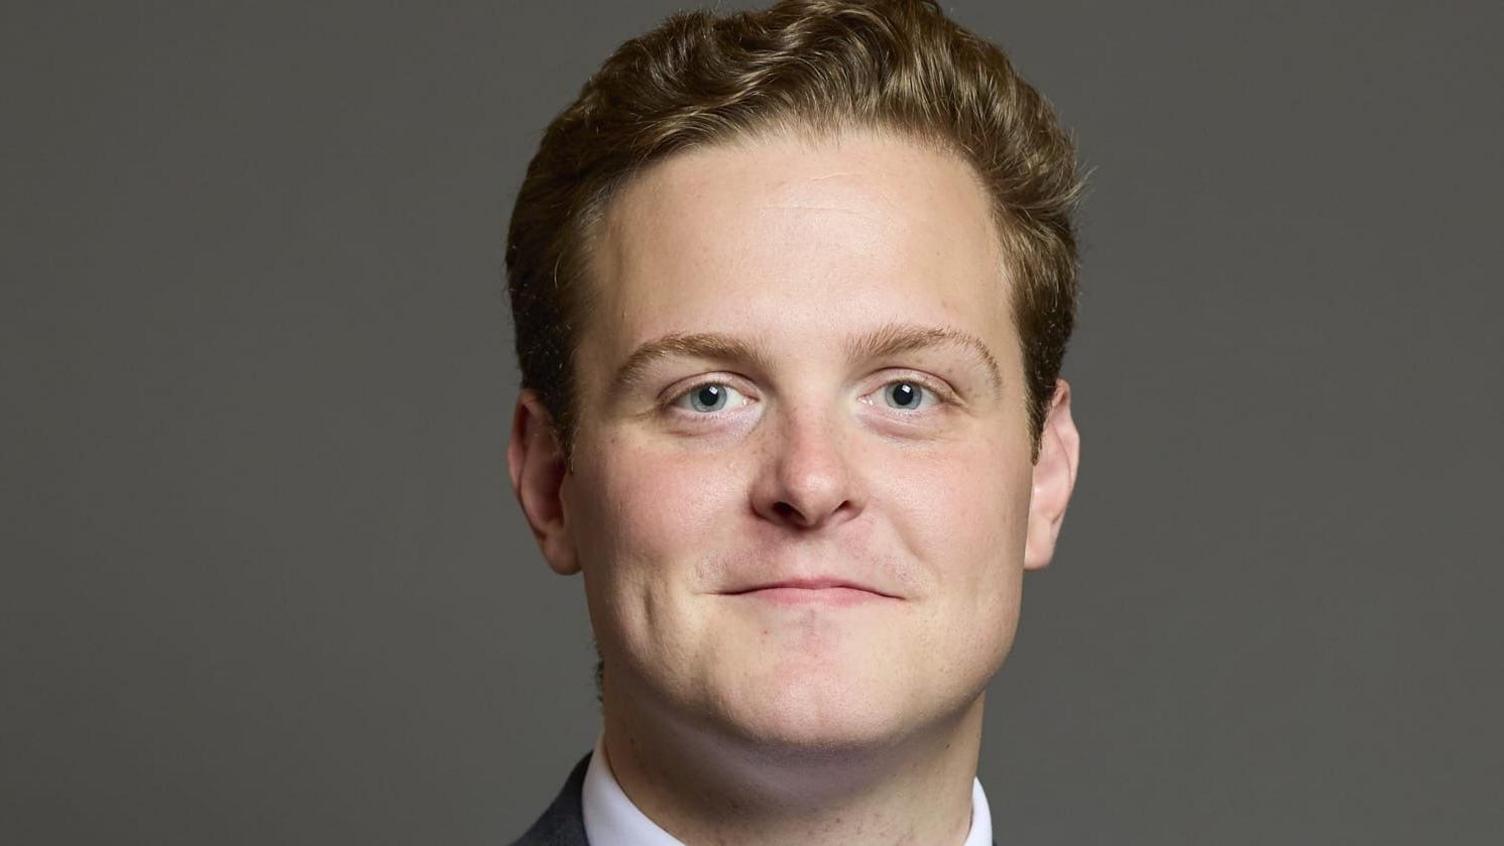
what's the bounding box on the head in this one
[507,0,1082,756]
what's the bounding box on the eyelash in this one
[664,374,955,418]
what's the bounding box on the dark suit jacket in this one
[508,751,998,846]
[509,752,593,846]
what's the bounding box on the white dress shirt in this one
[581,733,994,846]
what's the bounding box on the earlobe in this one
[1023,379,1081,571]
[506,389,581,576]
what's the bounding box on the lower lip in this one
[729,587,893,607]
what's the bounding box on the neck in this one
[600,676,986,846]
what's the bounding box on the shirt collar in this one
[581,733,994,846]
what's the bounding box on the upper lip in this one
[724,577,900,598]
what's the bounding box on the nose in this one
[751,407,863,530]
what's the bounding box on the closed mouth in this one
[723,578,900,600]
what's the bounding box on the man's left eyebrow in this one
[846,321,1003,391]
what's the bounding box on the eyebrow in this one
[607,320,1002,400]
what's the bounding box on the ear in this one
[506,388,580,576]
[1023,378,1081,571]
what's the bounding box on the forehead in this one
[580,128,1015,376]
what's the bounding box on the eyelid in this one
[662,374,757,412]
[869,370,960,409]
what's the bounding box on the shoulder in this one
[508,752,593,846]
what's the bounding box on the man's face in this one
[532,128,1067,752]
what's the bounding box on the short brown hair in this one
[506,0,1083,462]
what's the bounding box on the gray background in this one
[4,1,1501,843]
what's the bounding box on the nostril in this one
[772,499,853,528]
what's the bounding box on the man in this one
[504,1,1082,843]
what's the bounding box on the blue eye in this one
[672,382,749,413]
[881,380,936,411]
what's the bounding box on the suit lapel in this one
[509,752,592,846]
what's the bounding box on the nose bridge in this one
[757,392,858,528]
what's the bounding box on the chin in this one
[706,664,926,756]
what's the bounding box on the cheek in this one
[887,432,1033,575]
[895,433,1033,675]
[564,438,743,678]
[570,436,744,577]
[886,429,1032,674]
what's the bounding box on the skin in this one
[508,127,1080,845]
